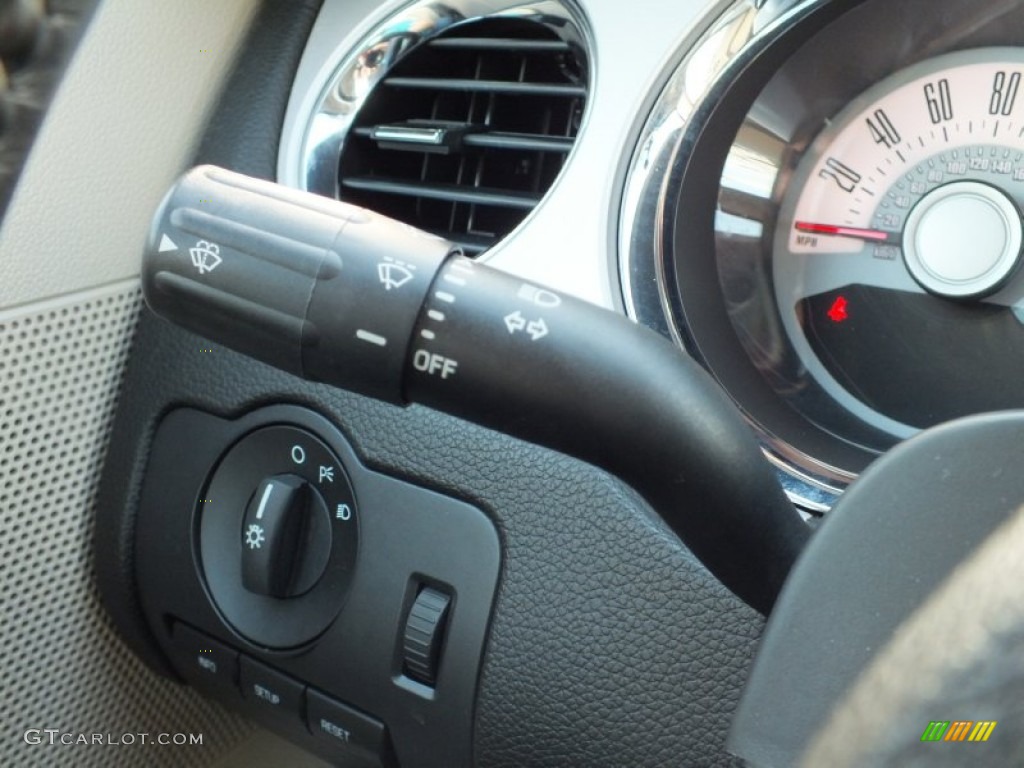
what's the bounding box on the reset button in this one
[306,688,392,766]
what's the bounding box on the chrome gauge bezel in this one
[619,0,1024,512]
[620,0,846,512]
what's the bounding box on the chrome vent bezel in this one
[292,0,590,257]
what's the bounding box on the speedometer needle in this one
[795,221,901,245]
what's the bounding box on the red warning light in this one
[827,296,849,324]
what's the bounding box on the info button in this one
[306,689,391,766]
[170,622,239,697]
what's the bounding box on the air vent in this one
[336,17,588,257]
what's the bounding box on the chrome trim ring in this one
[618,0,850,512]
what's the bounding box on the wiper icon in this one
[378,261,414,291]
[189,240,223,275]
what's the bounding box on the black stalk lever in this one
[142,165,810,613]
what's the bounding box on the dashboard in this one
[279,0,1024,513]
[3,0,1024,767]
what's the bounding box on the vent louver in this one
[337,18,588,257]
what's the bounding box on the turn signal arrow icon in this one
[504,311,527,333]
[526,318,549,341]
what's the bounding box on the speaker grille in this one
[0,284,255,767]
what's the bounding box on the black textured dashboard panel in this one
[100,312,764,768]
[94,0,766,765]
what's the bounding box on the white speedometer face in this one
[775,48,1024,439]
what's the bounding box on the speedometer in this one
[776,48,1024,438]
[624,0,1024,511]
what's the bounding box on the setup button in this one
[239,656,304,722]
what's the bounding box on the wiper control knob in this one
[143,165,454,403]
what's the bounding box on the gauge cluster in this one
[776,48,1024,440]
[623,0,1024,511]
